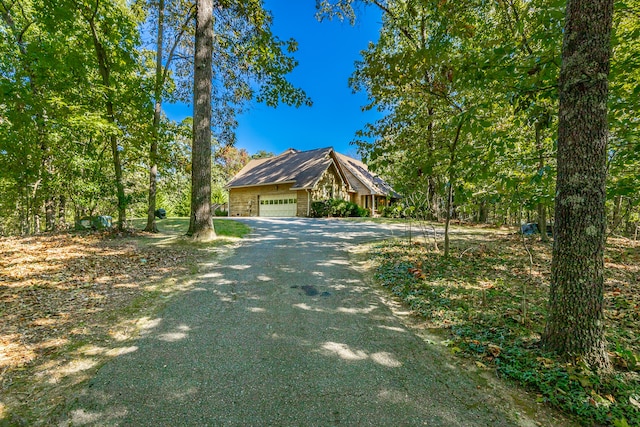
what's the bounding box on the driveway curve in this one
[62,218,536,426]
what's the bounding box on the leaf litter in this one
[0,231,205,424]
[370,228,640,425]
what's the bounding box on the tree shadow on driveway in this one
[59,218,538,426]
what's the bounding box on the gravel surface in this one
[60,218,543,426]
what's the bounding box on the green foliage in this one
[370,236,640,426]
[310,199,368,218]
[319,0,640,233]
[381,202,405,218]
[0,0,310,236]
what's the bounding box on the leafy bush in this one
[381,202,405,218]
[310,199,369,218]
[214,209,228,217]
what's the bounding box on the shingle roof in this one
[225,147,399,198]
[335,153,399,197]
[225,147,336,190]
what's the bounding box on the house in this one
[225,147,398,217]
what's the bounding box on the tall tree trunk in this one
[535,123,549,242]
[542,0,614,372]
[609,194,623,235]
[187,0,216,240]
[59,195,66,229]
[45,197,56,231]
[443,119,464,258]
[443,182,453,257]
[145,0,165,233]
[88,9,127,230]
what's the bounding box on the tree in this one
[144,0,194,232]
[216,145,250,181]
[73,0,148,230]
[186,1,310,239]
[187,0,215,240]
[542,0,614,371]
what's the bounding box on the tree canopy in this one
[0,0,309,234]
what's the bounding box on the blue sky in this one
[164,1,382,159]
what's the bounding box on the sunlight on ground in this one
[319,341,403,368]
[336,304,378,315]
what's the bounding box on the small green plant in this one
[369,236,640,426]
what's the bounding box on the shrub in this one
[310,199,369,218]
[310,200,331,218]
[381,202,405,218]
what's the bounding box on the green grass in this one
[130,217,251,239]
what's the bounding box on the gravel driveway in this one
[61,218,543,426]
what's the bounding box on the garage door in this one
[259,196,297,217]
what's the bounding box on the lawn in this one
[130,216,251,238]
[369,226,640,426]
[0,218,250,425]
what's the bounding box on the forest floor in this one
[0,218,250,424]
[369,224,640,426]
[2,218,638,425]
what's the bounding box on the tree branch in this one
[161,5,195,88]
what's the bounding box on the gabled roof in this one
[226,147,339,190]
[335,153,399,197]
[225,147,398,198]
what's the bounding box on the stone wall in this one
[310,164,348,202]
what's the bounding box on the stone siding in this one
[310,164,348,202]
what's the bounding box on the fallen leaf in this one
[487,344,501,357]
[629,395,640,410]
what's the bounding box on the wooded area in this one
[0,0,308,235]
[319,0,639,240]
[317,0,637,372]
[1,0,637,236]
[1,0,639,423]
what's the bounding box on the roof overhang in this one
[225,180,296,190]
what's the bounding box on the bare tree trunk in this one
[145,0,166,233]
[45,197,56,231]
[187,0,216,240]
[443,182,452,257]
[535,123,549,242]
[542,0,613,372]
[443,119,464,257]
[59,195,66,229]
[609,194,623,235]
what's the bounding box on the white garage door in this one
[259,196,297,217]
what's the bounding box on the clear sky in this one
[164,1,382,159]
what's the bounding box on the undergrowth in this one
[371,232,640,426]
